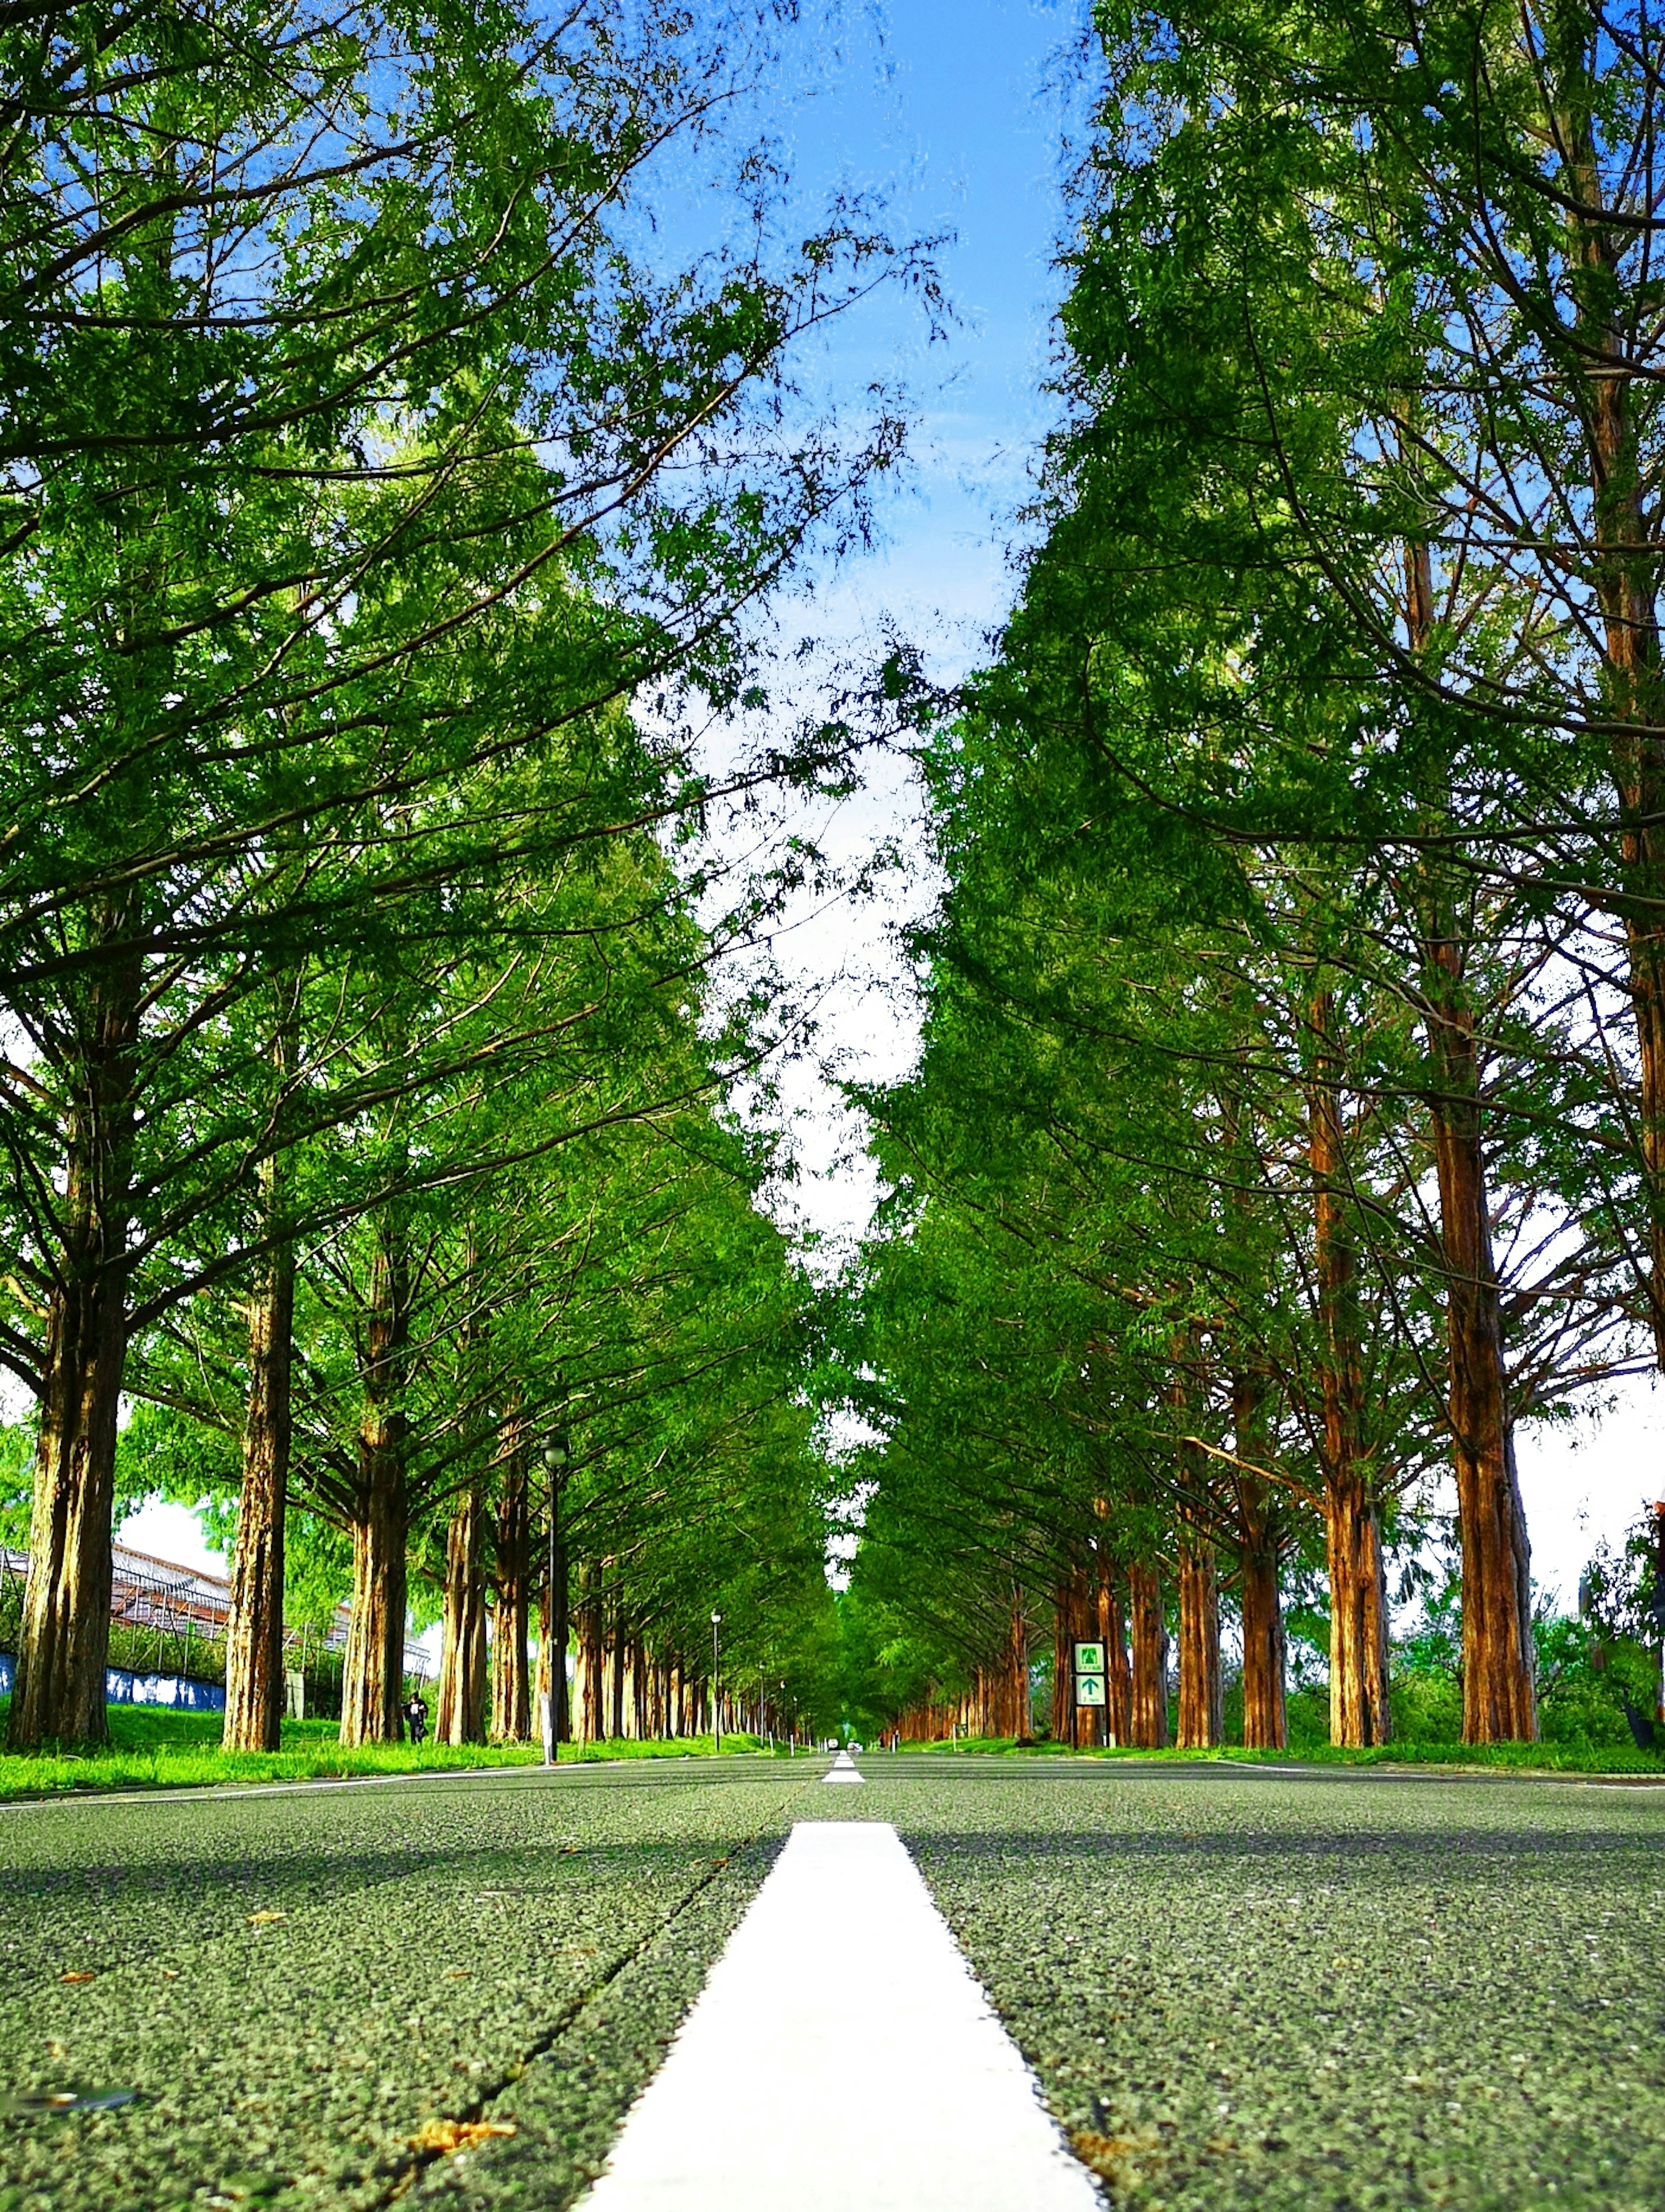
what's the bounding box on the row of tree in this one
[0,0,911,1748]
[840,0,1665,1748]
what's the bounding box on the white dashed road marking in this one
[578,1820,1100,2210]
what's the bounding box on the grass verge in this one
[899,1733,1665,1774]
[0,1703,765,1801]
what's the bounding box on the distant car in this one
[848,1742,863,1754]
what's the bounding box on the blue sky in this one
[778,0,1087,659]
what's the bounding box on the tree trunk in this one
[1097,1557,1132,1746]
[1232,1370,1286,1750]
[549,1520,568,1749]
[578,1563,605,1742]
[608,1609,626,1742]
[1006,1588,1029,1739]
[1325,1463,1390,1746]
[490,1442,530,1742]
[7,927,142,1749]
[1423,938,1536,1742]
[1173,1349,1221,1751]
[435,1485,487,1745]
[340,1220,411,1746]
[1051,1573,1079,1742]
[1128,1559,1169,1748]
[222,1192,295,1753]
[1308,985,1392,1747]
[534,1580,551,1753]
[1175,1512,1222,1750]
[341,1472,408,1745]
[1238,1504,1282,1743]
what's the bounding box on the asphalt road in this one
[0,1755,1660,2210]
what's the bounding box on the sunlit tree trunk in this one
[1308,985,1391,1747]
[1006,1587,1030,1738]
[7,915,142,1749]
[435,1484,488,1744]
[490,1429,530,1742]
[1173,1352,1221,1750]
[1425,1007,1536,1742]
[1232,1370,1286,1750]
[1097,1554,1133,1746]
[1128,1559,1169,1748]
[578,1561,605,1742]
[340,1218,411,1745]
[1175,1510,1222,1750]
[1051,1569,1086,1742]
[222,1156,295,1752]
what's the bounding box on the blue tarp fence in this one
[0,1652,224,1710]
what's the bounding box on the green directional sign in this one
[1073,1641,1105,1675]
[1074,1674,1106,1707]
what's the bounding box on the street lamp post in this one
[711,1611,722,1753]
[543,1427,568,1768]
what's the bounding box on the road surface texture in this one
[0,1754,1659,2209]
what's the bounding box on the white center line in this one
[577,1820,1100,2211]
[822,1750,864,1785]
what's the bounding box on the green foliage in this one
[0,1424,31,1550]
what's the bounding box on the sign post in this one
[1072,1641,1106,1745]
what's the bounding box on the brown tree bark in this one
[1128,1559,1169,1748]
[1173,1348,1222,1751]
[490,1437,531,1742]
[340,1218,411,1746]
[1097,1556,1133,1746]
[1006,1588,1030,1739]
[7,923,142,1749]
[435,1484,488,1745]
[1308,985,1392,1747]
[577,1561,605,1742]
[1051,1570,1084,1742]
[1238,1504,1282,1743]
[548,1517,568,1749]
[222,1174,295,1753]
[1175,1511,1222,1750]
[533,1580,551,1750]
[1426,1011,1536,1742]
[1325,1463,1390,1747]
[1417,912,1535,1735]
[1232,1371,1286,1751]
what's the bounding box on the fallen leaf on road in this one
[245,1911,287,1926]
[1071,2126,1167,2190]
[59,1971,95,1984]
[409,2119,516,2155]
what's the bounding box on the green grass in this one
[0,1701,766,1800]
[901,1732,1665,1774]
